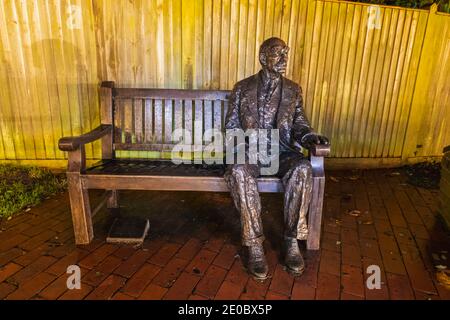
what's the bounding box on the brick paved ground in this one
[0,169,449,300]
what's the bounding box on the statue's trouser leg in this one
[281,158,313,241]
[225,164,264,246]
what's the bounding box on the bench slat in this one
[223,100,229,128]
[134,99,143,143]
[213,100,223,131]
[125,99,134,144]
[164,99,173,144]
[194,100,203,151]
[113,88,229,100]
[82,174,283,193]
[174,100,183,140]
[113,143,221,152]
[204,100,213,143]
[154,99,163,143]
[144,99,153,143]
[184,100,193,145]
[114,99,122,143]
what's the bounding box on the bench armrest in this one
[309,143,331,157]
[308,143,330,178]
[59,124,112,151]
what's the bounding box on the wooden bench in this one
[59,81,330,250]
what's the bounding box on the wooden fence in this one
[0,0,448,168]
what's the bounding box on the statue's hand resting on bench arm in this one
[224,37,329,279]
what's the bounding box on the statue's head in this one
[259,37,289,75]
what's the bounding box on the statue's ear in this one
[259,52,266,66]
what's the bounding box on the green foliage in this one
[0,164,67,218]
[441,1,450,12]
[347,0,450,13]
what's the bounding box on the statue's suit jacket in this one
[225,73,313,154]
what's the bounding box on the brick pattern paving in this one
[0,169,449,300]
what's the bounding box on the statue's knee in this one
[230,164,258,177]
[292,161,312,179]
[229,165,251,181]
[295,160,312,171]
[230,164,245,174]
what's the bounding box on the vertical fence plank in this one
[203,0,212,88]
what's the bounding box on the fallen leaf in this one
[167,279,176,287]
[436,271,450,289]
[7,216,12,221]
[25,208,31,212]
[432,253,441,261]
[330,176,339,183]
[341,194,353,201]
[133,243,143,249]
[347,210,361,217]
[6,278,19,286]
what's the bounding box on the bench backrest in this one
[101,82,230,156]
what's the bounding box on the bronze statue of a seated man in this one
[224,37,329,279]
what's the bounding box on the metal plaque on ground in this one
[106,217,150,245]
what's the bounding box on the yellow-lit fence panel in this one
[0,0,100,161]
[404,9,450,159]
[0,0,448,167]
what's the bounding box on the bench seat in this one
[84,160,283,192]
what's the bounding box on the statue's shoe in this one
[284,238,305,275]
[248,244,269,280]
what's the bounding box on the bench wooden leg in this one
[107,190,119,209]
[307,175,325,250]
[67,172,93,245]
